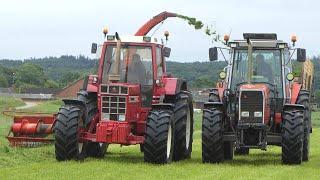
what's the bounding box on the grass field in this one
[0,99,319,179]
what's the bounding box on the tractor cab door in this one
[139,57,153,107]
[140,45,165,107]
[130,46,153,107]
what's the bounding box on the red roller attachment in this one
[11,119,53,135]
[5,112,56,147]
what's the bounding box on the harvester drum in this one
[5,111,56,146]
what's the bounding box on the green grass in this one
[0,97,25,141]
[21,100,62,113]
[312,111,320,127]
[0,96,25,110]
[0,101,320,179]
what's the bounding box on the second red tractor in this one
[203,33,312,164]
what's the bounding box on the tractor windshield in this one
[231,49,283,95]
[102,45,153,85]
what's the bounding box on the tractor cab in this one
[87,33,172,144]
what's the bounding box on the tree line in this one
[0,55,226,91]
[0,55,319,105]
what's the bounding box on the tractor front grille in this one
[101,85,128,95]
[101,96,126,121]
[239,90,264,123]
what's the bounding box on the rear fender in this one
[83,75,99,93]
[163,78,187,95]
[290,82,302,104]
[214,82,226,101]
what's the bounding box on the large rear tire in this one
[296,90,311,161]
[173,92,194,161]
[144,110,175,164]
[54,106,84,161]
[281,110,304,164]
[202,108,224,163]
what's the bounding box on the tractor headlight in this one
[254,111,263,117]
[118,114,125,121]
[219,71,227,80]
[102,113,110,120]
[241,111,250,117]
[286,73,294,81]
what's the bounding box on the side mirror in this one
[209,47,218,61]
[163,47,171,58]
[297,48,306,62]
[91,43,97,54]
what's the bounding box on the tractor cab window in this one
[156,47,163,78]
[102,45,153,85]
[231,49,283,97]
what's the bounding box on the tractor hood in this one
[238,83,271,125]
[100,83,140,96]
[239,83,270,94]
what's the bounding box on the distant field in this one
[0,100,319,179]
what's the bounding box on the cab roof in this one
[105,35,162,45]
[228,33,289,48]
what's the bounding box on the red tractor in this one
[53,12,193,164]
[202,33,312,164]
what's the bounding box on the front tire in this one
[281,110,304,164]
[77,90,105,157]
[173,92,194,161]
[234,147,249,155]
[54,106,84,161]
[86,143,108,158]
[209,89,220,102]
[296,90,311,161]
[144,110,175,164]
[202,108,224,163]
[224,142,234,160]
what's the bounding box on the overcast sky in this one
[0,0,319,62]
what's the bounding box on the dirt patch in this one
[15,101,40,110]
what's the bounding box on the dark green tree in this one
[0,74,9,87]
[15,63,46,87]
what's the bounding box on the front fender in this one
[63,99,85,107]
[203,102,224,111]
[152,103,174,110]
[283,104,305,112]
[62,99,91,125]
[163,78,187,95]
